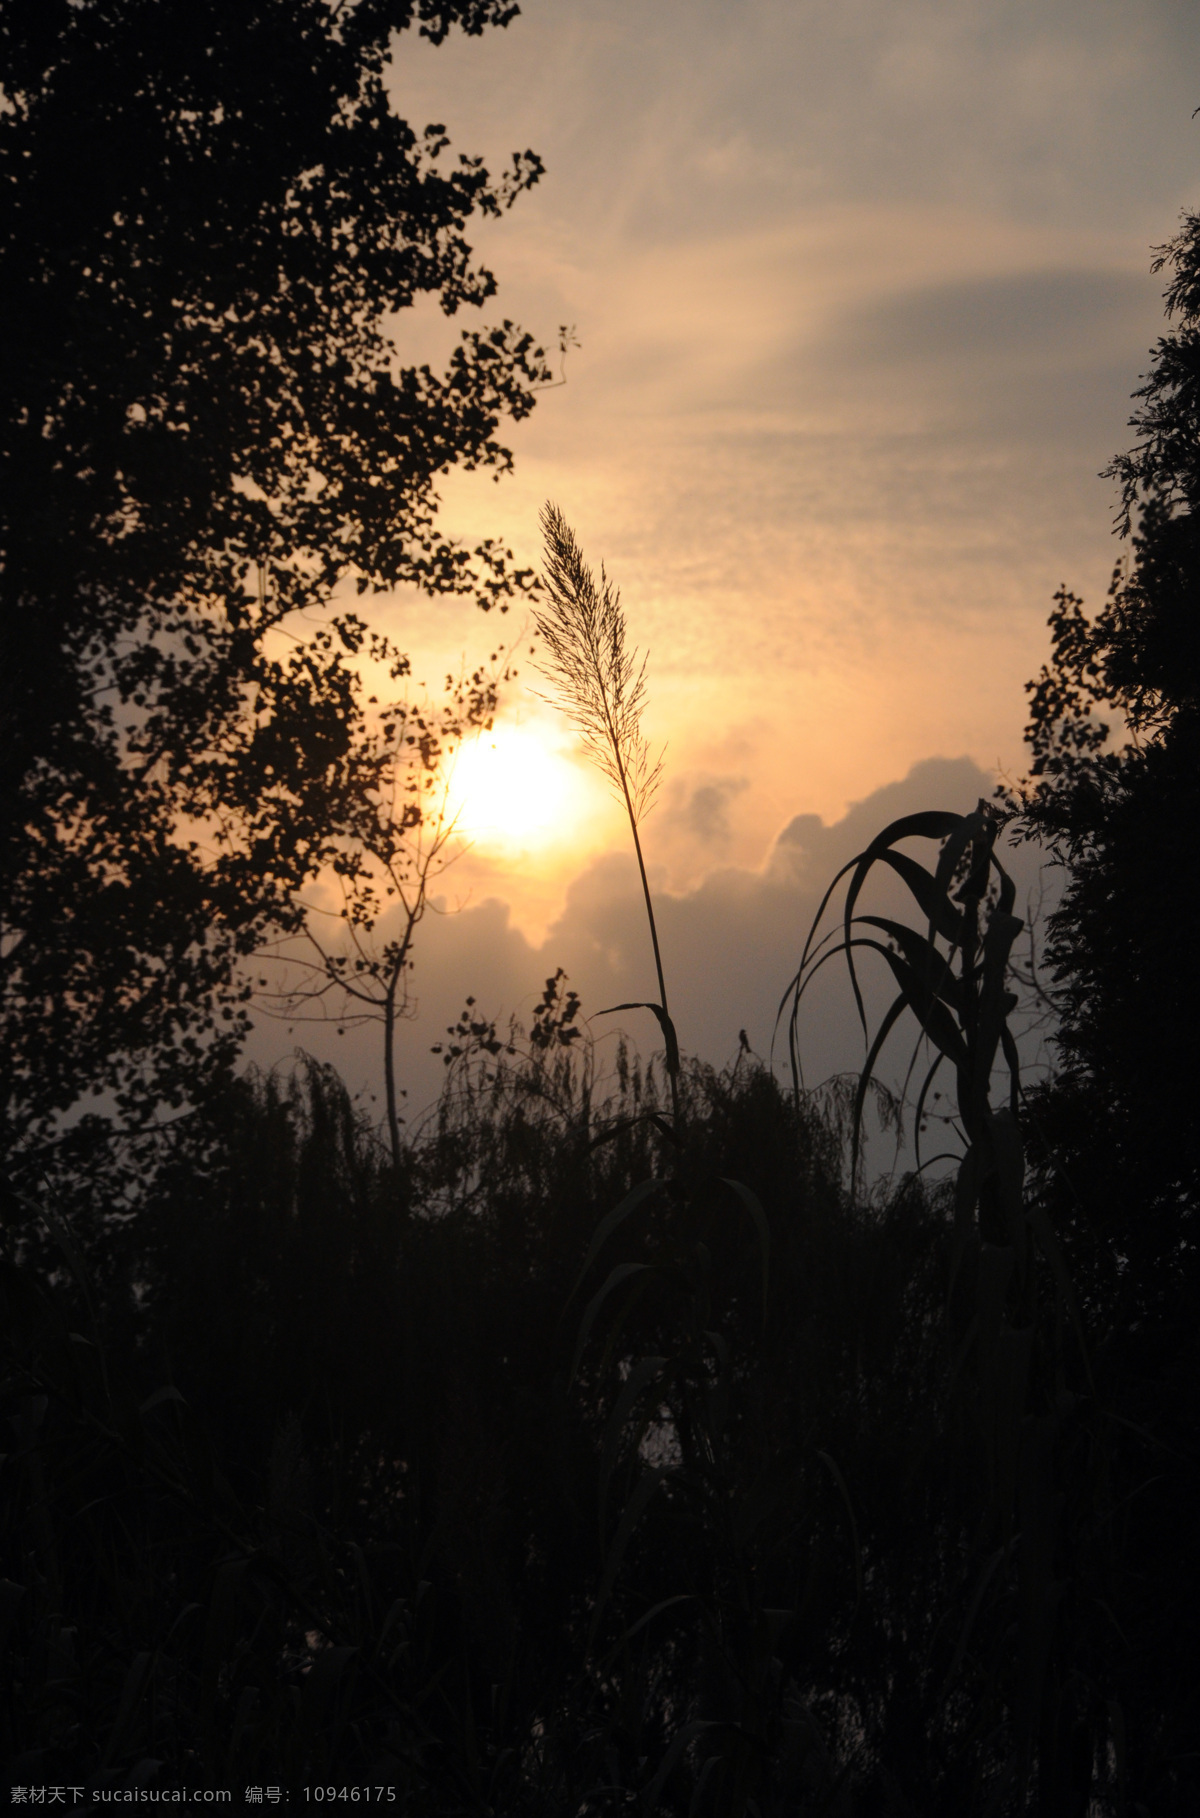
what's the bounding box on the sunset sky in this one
[257,0,1200,1125]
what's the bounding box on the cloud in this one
[680,777,749,844]
[658,772,751,855]
[847,268,1154,370]
[252,756,1054,1143]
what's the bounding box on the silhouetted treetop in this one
[1108,209,1200,529]
[1,0,545,638]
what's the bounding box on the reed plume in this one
[535,502,679,1120]
[535,503,663,822]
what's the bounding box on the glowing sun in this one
[444,724,582,850]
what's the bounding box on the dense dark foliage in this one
[0,1038,1004,1806]
[0,0,548,1159]
[1003,223,1200,1352]
[1001,210,1200,1813]
[1,978,1192,1812]
[1012,215,1200,1326]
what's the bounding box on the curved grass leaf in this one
[596,999,681,1079]
[586,1465,670,1653]
[568,1176,664,1306]
[851,990,910,1181]
[643,1717,717,1811]
[816,1449,863,1611]
[874,846,967,946]
[721,1177,771,1324]
[913,1050,947,1172]
[855,916,965,1012]
[569,1261,654,1385]
[840,812,970,1038]
[598,1593,697,1673]
[599,1354,668,1511]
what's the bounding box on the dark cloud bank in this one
[256,756,1054,1143]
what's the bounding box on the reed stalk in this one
[534,503,680,1128]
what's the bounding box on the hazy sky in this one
[254,1,1200,1117]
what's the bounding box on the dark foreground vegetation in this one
[3,966,1199,1812]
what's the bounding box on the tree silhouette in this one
[0,0,550,1171]
[260,659,508,1169]
[1011,212,1200,1321]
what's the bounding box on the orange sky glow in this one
[257,0,1200,1117]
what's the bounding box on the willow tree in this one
[0,0,550,1169]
